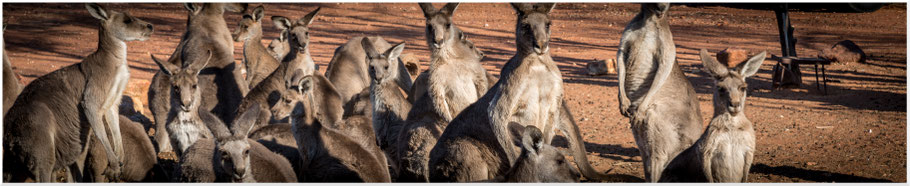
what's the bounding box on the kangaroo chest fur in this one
[621,29,661,106]
[500,55,563,130]
[169,111,208,153]
[701,115,755,182]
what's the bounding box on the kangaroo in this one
[82,115,160,182]
[2,3,152,182]
[499,125,580,183]
[407,37,484,104]
[361,39,410,180]
[616,3,703,182]
[267,25,291,62]
[248,123,303,181]
[426,3,564,182]
[272,71,391,178]
[275,73,391,182]
[149,3,247,154]
[235,5,280,89]
[427,3,609,182]
[177,104,297,182]
[324,36,413,108]
[150,51,215,156]
[342,86,372,118]
[234,8,321,131]
[2,39,23,116]
[659,49,763,183]
[416,2,492,122]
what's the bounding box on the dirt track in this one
[3,3,906,182]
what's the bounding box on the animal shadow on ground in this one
[750,164,893,182]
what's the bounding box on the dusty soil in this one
[3,3,906,182]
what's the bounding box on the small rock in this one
[585,59,615,76]
[806,162,817,166]
[819,40,866,63]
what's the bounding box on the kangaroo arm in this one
[700,141,715,182]
[82,86,121,169]
[558,101,610,181]
[488,83,519,164]
[742,151,753,182]
[635,44,676,115]
[429,78,454,121]
[615,45,632,117]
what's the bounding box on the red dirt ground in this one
[3,3,906,182]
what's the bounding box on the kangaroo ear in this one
[699,49,728,79]
[418,3,437,17]
[150,53,177,76]
[199,109,231,140]
[184,3,202,15]
[287,69,305,92]
[299,7,321,27]
[521,125,544,155]
[361,37,380,60]
[736,51,766,78]
[298,75,315,95]
[272,16,291,30]
[232,103,261,137]
[441,3,459,15]
[85,3,110,21]
[252,5,265,22]
[385,42,406,63]
[538,3,557,13]
[190,50,213,76]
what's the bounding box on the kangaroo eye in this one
[124,17,132,24]
[718,87,727,93]
[192,85,197,89]
[243,150,250,156]
[740,87,746,92]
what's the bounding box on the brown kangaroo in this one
[3,3,153,182]
[362,39,410,180]
[616,3,703,182]
[659,49,763,182]
[82,116,160,182]
[234,5,280,89]
[234,8,321,131]
[177,104,297,182]
[324,36,413,108]
[149,3,248,154]
[277,73,392,182]
[500,125,580,182]
[150,51,215,156]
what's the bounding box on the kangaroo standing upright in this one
[324,36,413,108]
[659,49,763,182]
[236,8,321,131]
[150,52,215,156]
[234,5,280,89]
[149,3,247,154]
[3,3,153,182]
[616,3,703,182]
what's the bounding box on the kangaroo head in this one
[151,51,213,112]
[201,103,261,182]
[268,26,290,60]
[419,3,459,53]
[233,5,265,42]
[511,3,555,55]
[184,3,247,16]
[509,125,580,182]
[362,38,406,83]
[271,7,321,54]
[641,3,671,18]
[272,71,343,126]
[86,3,153,42]
[460,36,485,61]
[699,49,765,115]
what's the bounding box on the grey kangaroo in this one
[150,51,215,156]
[234,5,280,89]
[362,39,410,180]
[616,3,703,182]
[3,3,152,182]
[234,8,321,131]
[659,49,763,182]
[149,3,247,154]
[324,36,413,108]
